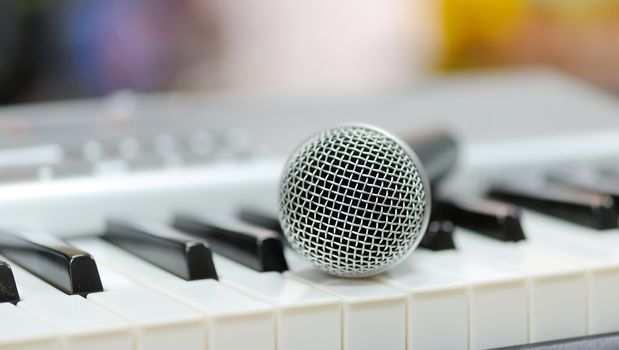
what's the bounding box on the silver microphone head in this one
[279,125,431,277]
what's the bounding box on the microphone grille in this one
[279,125,430,277]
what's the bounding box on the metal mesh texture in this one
[279,126,428,277]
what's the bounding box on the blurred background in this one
[2,0,619,105]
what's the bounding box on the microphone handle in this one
[404,131,458,186]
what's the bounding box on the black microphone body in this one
[403,131,459,187]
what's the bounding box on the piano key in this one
[173,213,288,272]
[213,254,341,350]
[0,255,65,300]
[488,180,618,230]
[89,288,205,350]
[411,249,528,349]
[0,302,60,350]
[453,229,589,342]
[0,260,20,303]
[87,265,206,350]
[9,236,206,350]
[18,294,133,350]
[516,210,619,334]
[440,196,526,241]
[237,206,283,235]
[285,251,407,350]
[238,208,459,347]
[419,219,456,250]
[547,168,619,202]
[0,231,103,295]
[69,237,276,350]
[376,260,468,350]
[237,206,292,248]
[6,259,133,350]
[104,219,218,280]
[490,332,619,350]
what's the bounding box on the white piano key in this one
[587,264,619,334]
[412,249,528,349]
[0,303,61,350]
[5,251,207,350]
[87,265,206,350]
[18,294,132,350]
[377,261,468,350]
[70,237,276,350]
[285,251,406,350]
[213,254,341,350]
[521,210,619,259]
[520,211,619,334]
[6,255,132,350]
[454,229,588,342]
[0,255,64,300]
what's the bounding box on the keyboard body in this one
[1,69,619,349]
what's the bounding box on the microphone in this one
[278,125,456,277]
[402,130,458,187]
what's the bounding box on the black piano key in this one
[419,220,456,251]
[173,213,288,272]
[439,197,526,242]
[0,260,20,303]
[491,331,619,349]
[237,206,293,248]
[104,219,218,281]
[488,181,618,230]
[0,232,103,296]
[238,207,283,234]
[547,170,619,203]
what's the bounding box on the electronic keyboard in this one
[2,69,619,350]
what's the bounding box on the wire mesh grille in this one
[279,126,428,277]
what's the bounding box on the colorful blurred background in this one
[2,0,619,104]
